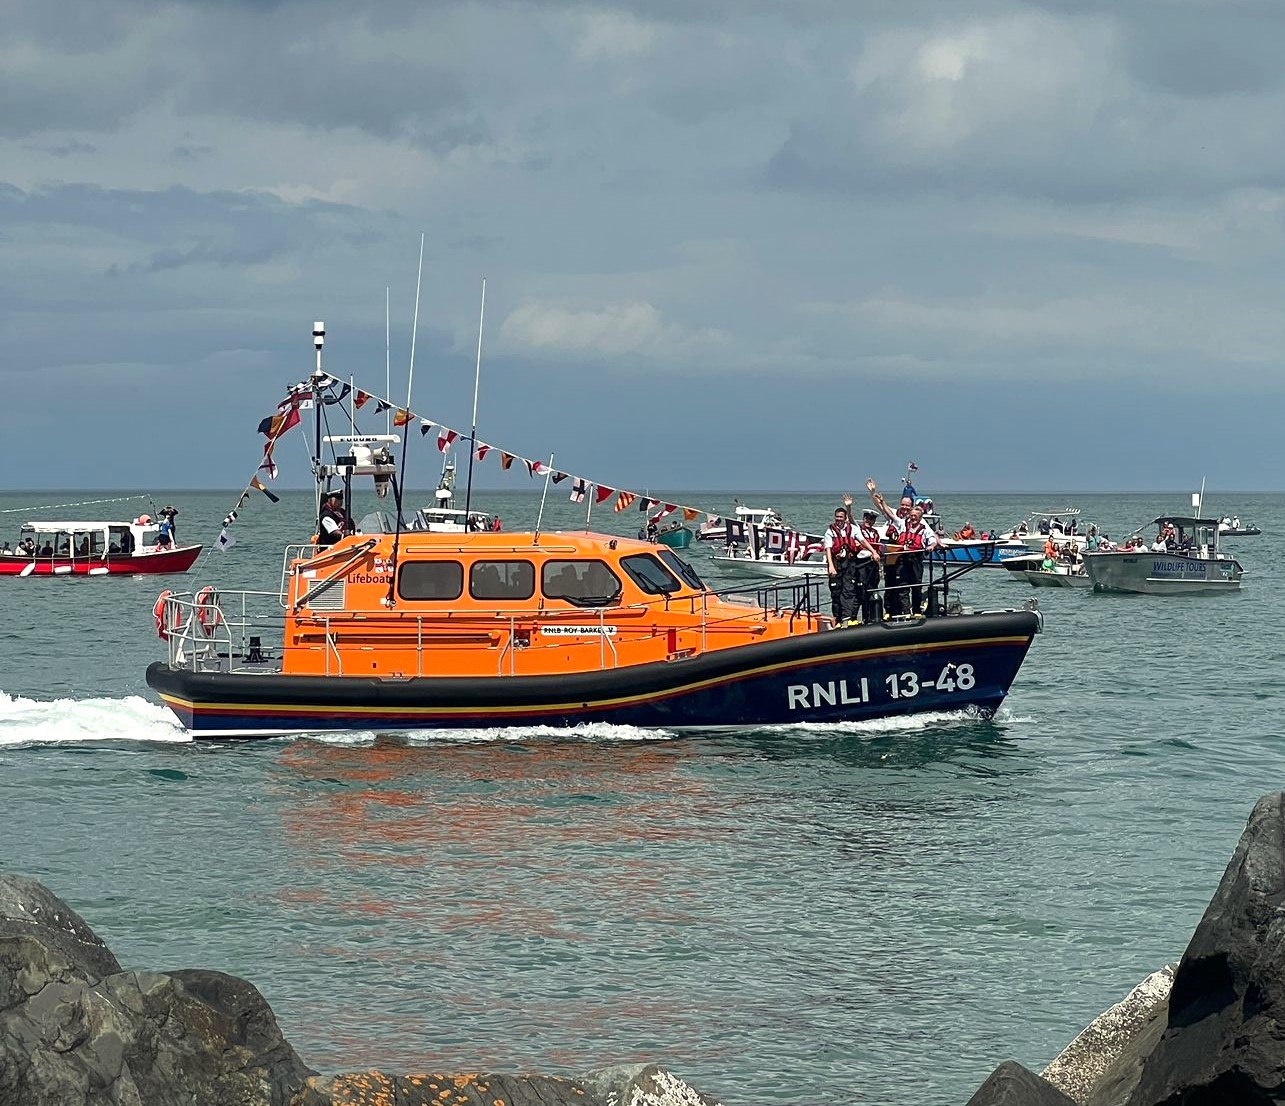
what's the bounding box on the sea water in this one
[0,487,1280,1105]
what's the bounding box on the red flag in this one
[438,428,458,453]
[354,390,371,409]
[475,443,491,461]
[614,491,637,512]
[500,452,516,470]
[595,485,615,505]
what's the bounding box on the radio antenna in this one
[464,278,486,519]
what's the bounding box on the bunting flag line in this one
[500,452,516,470]
[250,476,281,504]
[419,420,434,436]
[614,490,636,512]
[683,507,699,522]
[323,383,352,406]
[569,478,588,503]
[523,459,535,478]
[532,460,548,476]
[258,454,279,481]
[354,390,371,409]
[650,504,676,524]
[393,408,412,427]
[638,497,658,513]
[552,471,569,484]
[374,400,391,415]
[595,485,615,505]
[475,443,491,461]
[216,527,237,552]
[437,428,458,453]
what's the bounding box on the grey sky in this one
[4,0,1285,493]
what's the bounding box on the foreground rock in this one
[0,873,719,1106]
[968,791,1285,1105]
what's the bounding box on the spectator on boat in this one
[1044,536,1058,562]
[120,529,135,555]
[954,522,977,540]
[160,506,179,542]
[156,514,174,549]
[866,478,914,616]
[318,491,347,547]
[17,538,34,556]
[896,506,938,616]
[0,542,9,555]
[824,506,878,627]
[39,543,53,556]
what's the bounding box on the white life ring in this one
[195,586,222,637]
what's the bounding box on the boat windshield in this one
[620,553,681,595]
[656,548,705,591]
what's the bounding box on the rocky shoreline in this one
[6,792,1285,1104]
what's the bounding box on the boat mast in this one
[312,321,326,534]
[384,234,425,608]
[463,278,486,519]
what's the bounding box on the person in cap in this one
[318,490,347,547]
[824,500,881,627]
[855,506,885,624]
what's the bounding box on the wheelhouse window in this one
[398,560,464,601]
[620,553,681,595]
[470,560,535,601]
[656,548,704,591]
[542,560,623,605]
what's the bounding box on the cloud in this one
[572,9,660,60]
[498,300,728,360]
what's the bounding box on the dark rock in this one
[0,873,313,1106]
[1125,791,1285,1105]
[966,1060,1079,1105]
[290,1063,722,1106]
[0,875,721,1106]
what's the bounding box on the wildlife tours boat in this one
[0,511,201,577]
[144,323,1042,738]
[1082,515,1243,596]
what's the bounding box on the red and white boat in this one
[0,516,201,577]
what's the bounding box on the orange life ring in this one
[153,590,180,640]
[195,586,222,637]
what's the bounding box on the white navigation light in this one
[313,321,325,350]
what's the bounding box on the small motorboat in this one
[655,523,694,549]
[0,513,201,578]
[698,503,788,542]
[1217,516,1261,537]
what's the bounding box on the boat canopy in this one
[1152,516,1221,528]
[19,521,124,533]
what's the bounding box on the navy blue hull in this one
[148,611,1039,738]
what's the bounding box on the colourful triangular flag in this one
[475,443,491,461]
[614,491,636,512]
[595,485,615,505]
[552,471,569,484]
[569,478,588,503]
[355,390,371,409]
[683,507,699,522]
[500,452,516,470]
[393,408,412,427]
[250,476,281,504]
[437,428,458,453]
[419,420,434,436]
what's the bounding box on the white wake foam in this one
[0,692,190,747]
[297,722,679,746]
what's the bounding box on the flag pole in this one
[533,453,554,544]
[464,278,486,519]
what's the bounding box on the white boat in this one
[708,522,828,577]
[1021,564,1091,589]
[698,502,787,542]
[1218,515,1262,537]
[413,459,498,533]
[1004,507,1093,552]
[1083,515,1243,595]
